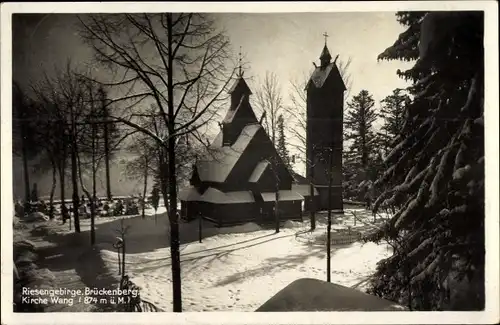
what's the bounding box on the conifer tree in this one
[276,114,291,170]
[378,88,411,157]
[367,11,484,311]
[343,89,380,201]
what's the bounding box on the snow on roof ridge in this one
[222,95,247,124]
[261,190,304,202]
[232,123,261,150]
[179,186,255,204]
[248,160,270,183]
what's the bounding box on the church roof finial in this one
[320,32,332,67]
[238,46,243,78]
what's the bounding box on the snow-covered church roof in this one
[179,187,255,204]
[196,123,262,183]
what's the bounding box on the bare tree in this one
[31,77,72,222]
[253,72,294,233]
[253,71,286,146]
[30,61,99,232]
[124,113,159,219]
[79,13,234,312]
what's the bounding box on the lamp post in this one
[309,149,316,231]
[326,147,333,283]
[317,145,334,283]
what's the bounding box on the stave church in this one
[179,39,345,226]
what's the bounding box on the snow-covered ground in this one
[90,208,392,312]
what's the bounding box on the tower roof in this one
[307,34,346,90]
[320,45,332,66]
[229,46,252,95]
[228,76,252,95]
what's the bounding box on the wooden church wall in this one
[181,200,303,226]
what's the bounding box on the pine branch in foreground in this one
[367,11,484,311]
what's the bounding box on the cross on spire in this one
[323,32,329,45]
[320,32,332,67]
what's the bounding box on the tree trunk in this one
[59,165,66,222]
[275,189,280,234]
[117,249,121,275]
[326,150,333,283]
[159,157,180,310]
[70,115,81,233]
[166,13,182,313]
[21,126,31,206]
[159,152,170,214]
[71,153,80,232]
[49,155,57,219]
[121,233,126,276]
[76,146,95,245]
[60,144,67,224]
[91,117,97,245]
[309,155,316,231]
[104,119,112,200]
[141,158,148,219]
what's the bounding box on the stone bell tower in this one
[306,33,346,212]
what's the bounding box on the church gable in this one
[227,127,293,191]
[195,123,261,184]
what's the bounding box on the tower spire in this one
[320,32,332,67]
[238,46,243,77]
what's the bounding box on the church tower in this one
[221,58,256,147]
[306,34,346,212]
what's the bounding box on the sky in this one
[11,12,414,197]
[213,12,412,103]
[13,12,412,104]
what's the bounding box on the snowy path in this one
[16,217,120,312]
[95,209,392,312]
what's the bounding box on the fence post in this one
[113,237,124,276]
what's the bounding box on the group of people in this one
[14,196,142,221]
[77,196,141,218]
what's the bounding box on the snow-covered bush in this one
[13,239,55,312]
